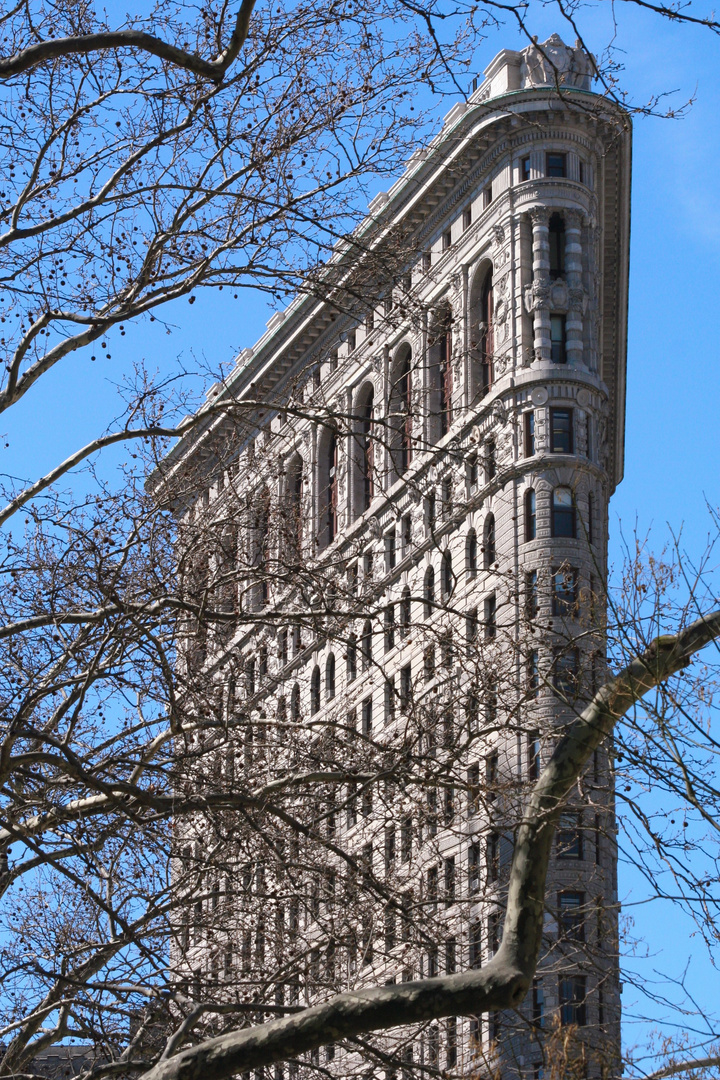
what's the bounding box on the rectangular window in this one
[550,314,567,364]
[468,841,480,895]
[384,529,396,572]
[467,452,479,490]
[552,565,578,616]
[426,865,438,912]
[401,816,412,863]
[422,251,431,273]
[528,729,540,779]
[466,608,478,644]
[550,407,573,453]
[347,330,357,352]
[469,920,482,968]
[525,569,538,620]
[463,207,472,230]
[532,979,544,1027]
[483,186,492,207]
[424,491,436,535]
[524,409,535,456]
[488,909,503,954]
[467,763,480,816]
[401,514,412,557]
[527,652,539,701]
[444,856,456,906]
[384,605,395,652]
[546,152,567,178]
[362,697,373,737]
[557,811,583,860]
[559,975,587,1026]
[445,937,456,974]
[446,1017,458,1067]
[484,593,497,639]
[486,750,499,799]
[442,229,452,251]
[521,156,531,181]
[558,891,585,941]
[400,664,412,712]
[465,690,479,731]
[426,786,438,836]
[553,648,579,697]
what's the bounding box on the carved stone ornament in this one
[524,280,550,313]
[576,388,591,408]
[494,297,508,326]
[302,428,312,447]
[368,517,382,538]
[495,273,509,298]
[531,386,549,406]
[569,287,588,313]
[529,205,550,228]
[550,279,569,311]
[492,399,507,425]
[491,223,505,246]
[494,355,508,378]
[470,425,482,444]
[520,34,594,91]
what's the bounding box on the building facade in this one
[163,34,631,1080]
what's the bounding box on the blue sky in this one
[1,0,718,1064]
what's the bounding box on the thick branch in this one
[0,0,256,82]
[139,609,720,1080]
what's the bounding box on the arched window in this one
[466,530,478,578]
[291,683,301,722]
[441,549,454,600]
[346,634,357,682]
[325,654,336,701]
[428,306,453,443]
[384,605,395,653]
[353,384,376,518]
[525,489,537,542]
[284,455,303,561]
[318,427,339,549]
[424,565,435,619]
[480,270,494,396]
[389,347,413,477]
[552,486,576,538]
[549,213,565,280]
[483,514,496,569]
[361,389,374,512]
[310,666,321,715]
[361,620,372,671]
[400,586,411,637]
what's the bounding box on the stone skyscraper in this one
[164,34,631,1080]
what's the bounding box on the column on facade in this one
[448,274,465,418]
[309,423,317,550]
[420,311,430,447]
[564,209,584,367]
[381,346,391,490]
[529,206,551,362]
